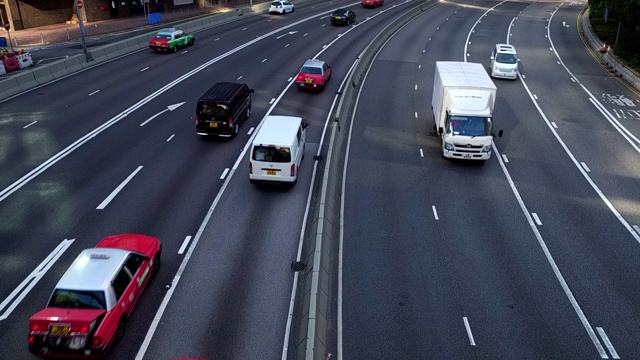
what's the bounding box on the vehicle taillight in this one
[195,114,199,124]
[78,325,90,333]
[290,164,295,177]
[30,324,40,332]
[92,337,102,348]
[28,335,35,344]
[249,162,253,174]
[228,116,233,125]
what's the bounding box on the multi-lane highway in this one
[341,0,640,359]
[1,0,639,359]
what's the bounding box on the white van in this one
[249,115,308,186]
[490,44,518,80]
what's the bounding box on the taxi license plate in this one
[305,79,313,84]
[49,324,70,337]
[155,41,162,46]
[267,169,277,175]
[209,122,218,128]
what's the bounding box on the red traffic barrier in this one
[2,56,19,73]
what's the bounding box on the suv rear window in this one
[197,101,229,119]
[48,289,107,310]
[252,146,291,162]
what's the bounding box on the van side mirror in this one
[496,130,503,138]
[490,56,494,60]
[303,121,310,129]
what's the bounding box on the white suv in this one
[490,44,518,79]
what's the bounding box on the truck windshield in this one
[448,115,491,137]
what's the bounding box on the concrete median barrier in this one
[295,1,437,359]
[49,60,70,78]
[32,66,55,84]
[0,77,21,100]
[63,56,84,73]
[89,48,109,63]
[14,71,39,91]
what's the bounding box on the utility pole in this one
[76,0,90,62]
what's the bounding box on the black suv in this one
[195,82,254,137]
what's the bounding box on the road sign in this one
[77,0,83,9]
[3,23,9,31]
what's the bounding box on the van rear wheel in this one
[232,123,239,137]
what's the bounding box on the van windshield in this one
[48,289,107,310]
[448,116,491,137]
[495,53,517,64]
[253,146,291,163]
[197,102,229,120]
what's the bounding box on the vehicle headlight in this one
[444,142,454,151]
[482,145,491,153]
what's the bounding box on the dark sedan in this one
[331,8,356,26]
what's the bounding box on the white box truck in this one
[432,61,502,160]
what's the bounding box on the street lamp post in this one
[76,0,91,62]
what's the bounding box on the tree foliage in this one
[589,0,640,69]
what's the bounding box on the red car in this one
[362,0,383,8]
[295,59,332,91]
[28,234,162,358]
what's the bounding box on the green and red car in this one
[149,28,194,53]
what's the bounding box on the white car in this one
[490,44,518,79]
[269,1,294,14]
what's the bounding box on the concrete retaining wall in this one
[295,1,437,359]
[580,8,640,91]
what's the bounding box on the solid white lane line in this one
[501,154,509,163]
[432,206,439,220]
[420,149,424,157]
[166,134,175,142]
[596,327,620,359]
[532,213,542,226]
[96,166,143,210]
[177,236,192,255]
[633,225,640,236]
[141,67,149,72]
[463,1,507,61]
[463,317,476,346]
[220,168,230,179]
[248,127,255,135]
[551,122,558,128]
[0,238,75,321]
[23,121,37,129]
[580,162,591,172]
[89,90,100,96]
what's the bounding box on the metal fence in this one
[10,0,262,47]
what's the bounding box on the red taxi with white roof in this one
[28,234,161,358]
[295,59,332,91]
